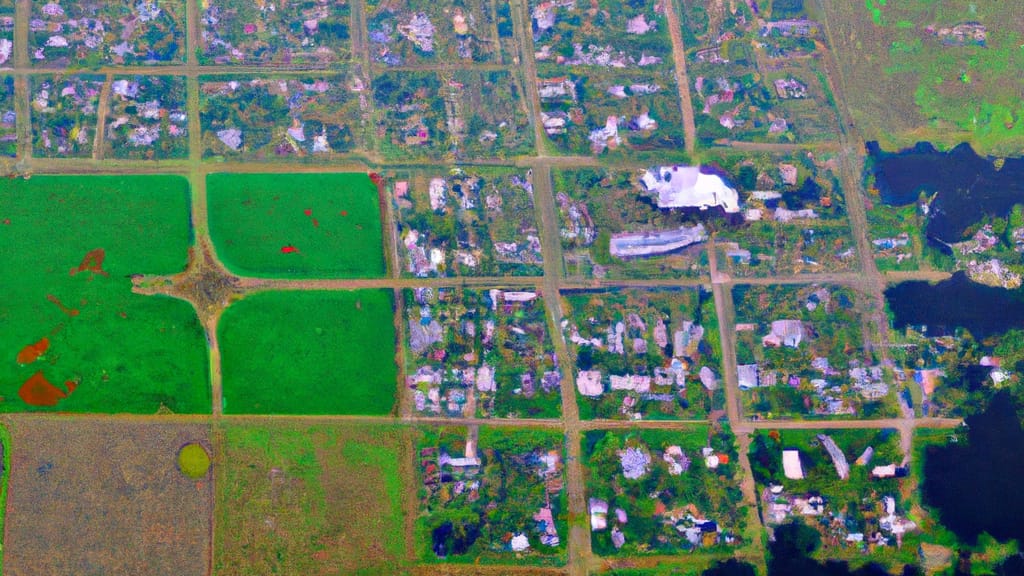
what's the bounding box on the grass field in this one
[3,418,213,576]
[820,0,1024,155]
[207,173,386,278]
[214,422,412,575]
[218,290,398,415]
[0,176,210,414]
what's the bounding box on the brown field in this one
[2,417,213,576]
[213,422,416,575]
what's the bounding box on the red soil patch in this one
[281,245,299,254]
[369,172,383,186]
[312,218,319,227]
[47,294,80,317]
[304,208,312,217]
[16,337,49,364]
[340,210,348,217]
[69,248,109,278]
[19,371,69,406]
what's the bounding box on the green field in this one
[821,0,1024,155]
[0,176,210,413]
[214,422,411,575]
[218,290,397,415]
[207,173,386,278]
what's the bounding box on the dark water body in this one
[923,392,1024,545]
[866,141,1024,243]
[884,272,1024,340]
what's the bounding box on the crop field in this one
[215,422,412,575]
[0,176,210,414]
[582,426,748,556]
[560,288,726,420]
[389,167,543,278]
[3,418,213,576]
[199,0,351,66]
[218,290,397,415]
[367,0,512,66]
[104,75,189,160]
[207,173,385,279]
[0,76,13,157]
[552,168,711,281]
[30,0,186,67]
[198,75,366,160]
[821,0,1024,155]
[374,70,534,161]
[30,74,104,158]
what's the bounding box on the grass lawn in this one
[214,422,412,575]
[207,173,385,278]
[218,289,397,415]
[0,175,210,414]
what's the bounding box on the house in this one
[639,166,740,212]
[783,449,804,479]
[778,163,798,186]
[872,464,897,478]
[589,498,608,531]
[538,77,578,101]
[626,14,654,35]
[428,178,447,211]
[589,116,621,153]
[609,224,707,258]
[773,78,807,99]
[737,364,759,390]
[762,320,804,348]
[817,435,849,480]
[609,374,651,393]
[576,370,603,397]
[540,111,569,135]
[533,506,560,546]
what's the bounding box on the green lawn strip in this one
[0,175,210,413]
[219,289,397,415]
[214,422,410,574]
[207,172,385,278]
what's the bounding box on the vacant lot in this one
[207,173,385,278]
[219,290,397,415]
[0,176,210,414]
[821,1,1024,154]
[3,418,212,576]
[215,422,412,575]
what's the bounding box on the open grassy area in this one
[0,175,210,414]
[820,0,1024,155]
[214,422,412,575]
[218,290,397,415]
[207,173,385,278]
[3,418,213,576]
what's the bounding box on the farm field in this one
[821,0,1024,155]
[3,418,213,576]
[0,175,210,414]
[215,422,411,575]
[207,173,385,279]
[218,290,397,415]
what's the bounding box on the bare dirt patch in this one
[2,417,212,576]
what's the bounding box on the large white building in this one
[639,166,740,213]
